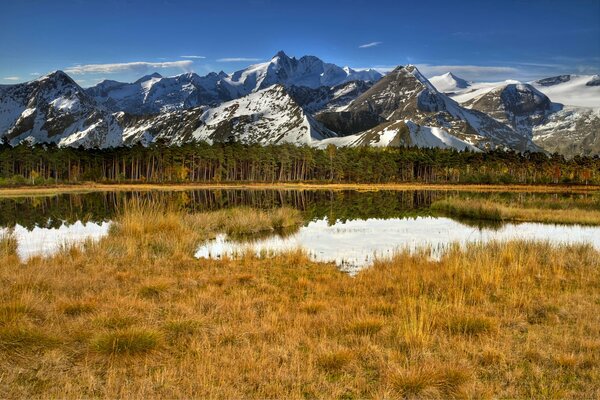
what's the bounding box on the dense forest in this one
[1,141,599,185]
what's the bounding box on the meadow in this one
[0,201,598,398]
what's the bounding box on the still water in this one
[2,189,599,269]
[195,216,600,273]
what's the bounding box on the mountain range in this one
[1,51,598,156]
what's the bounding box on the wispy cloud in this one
[359,41,382,49]
[180,55,206,59]
[30,72,41,76]
[216,57,262,62]
[3,76,20,81]
[64,60,193,75]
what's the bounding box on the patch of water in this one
[1,221,111,261]
[195,216,600,273]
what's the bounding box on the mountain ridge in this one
[1,54,598,156]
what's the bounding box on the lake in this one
[2,189,599,270]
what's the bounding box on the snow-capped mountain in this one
[316,120,479,151]
[86,51,383,115]
[1,56,599,156]
[223,51,383,97]
[0,71,123,147]
[428,72,600,156]
[118,85,336,146]
[428,72,471,93]
[464,83,554,136]
[339,65,539,151]
[86,71,233,115]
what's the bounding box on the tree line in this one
[1,141,599,185]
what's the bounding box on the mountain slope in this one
[532,107,600,156]
[317,120,479,151]
[287,80,374,114]
[190,85,336,145]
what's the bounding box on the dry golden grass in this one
[0,204,599,398]
[433,197,600,225]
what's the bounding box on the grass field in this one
[0,202,599,398]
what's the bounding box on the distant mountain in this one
[440,75,600,157]
[464,83,554,136]
[223,51,382,97]
[86,71,233,115]
[86,51,383,115]
[429,72,471,93]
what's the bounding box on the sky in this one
[1,0,599,87]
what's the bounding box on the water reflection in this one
[1,221,111,260]
[1,189,594,229]
[195,217,600,274]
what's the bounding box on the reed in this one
[433,197,600,225]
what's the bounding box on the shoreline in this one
[1,182,599,197]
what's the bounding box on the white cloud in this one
[30,72,41,76]
[180,55,206,59]
[64,60,193,75]
[216,57,262,62]
[359,41,382,49]
[3,76,20,81]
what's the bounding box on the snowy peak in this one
[0,70,122,148]
[224,51,383,96]
[429,72,471,93]
[134,72,163,84]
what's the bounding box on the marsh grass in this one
[0,202,598,398]
[433,197,600,225]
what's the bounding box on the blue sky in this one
[1,0,599,86]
